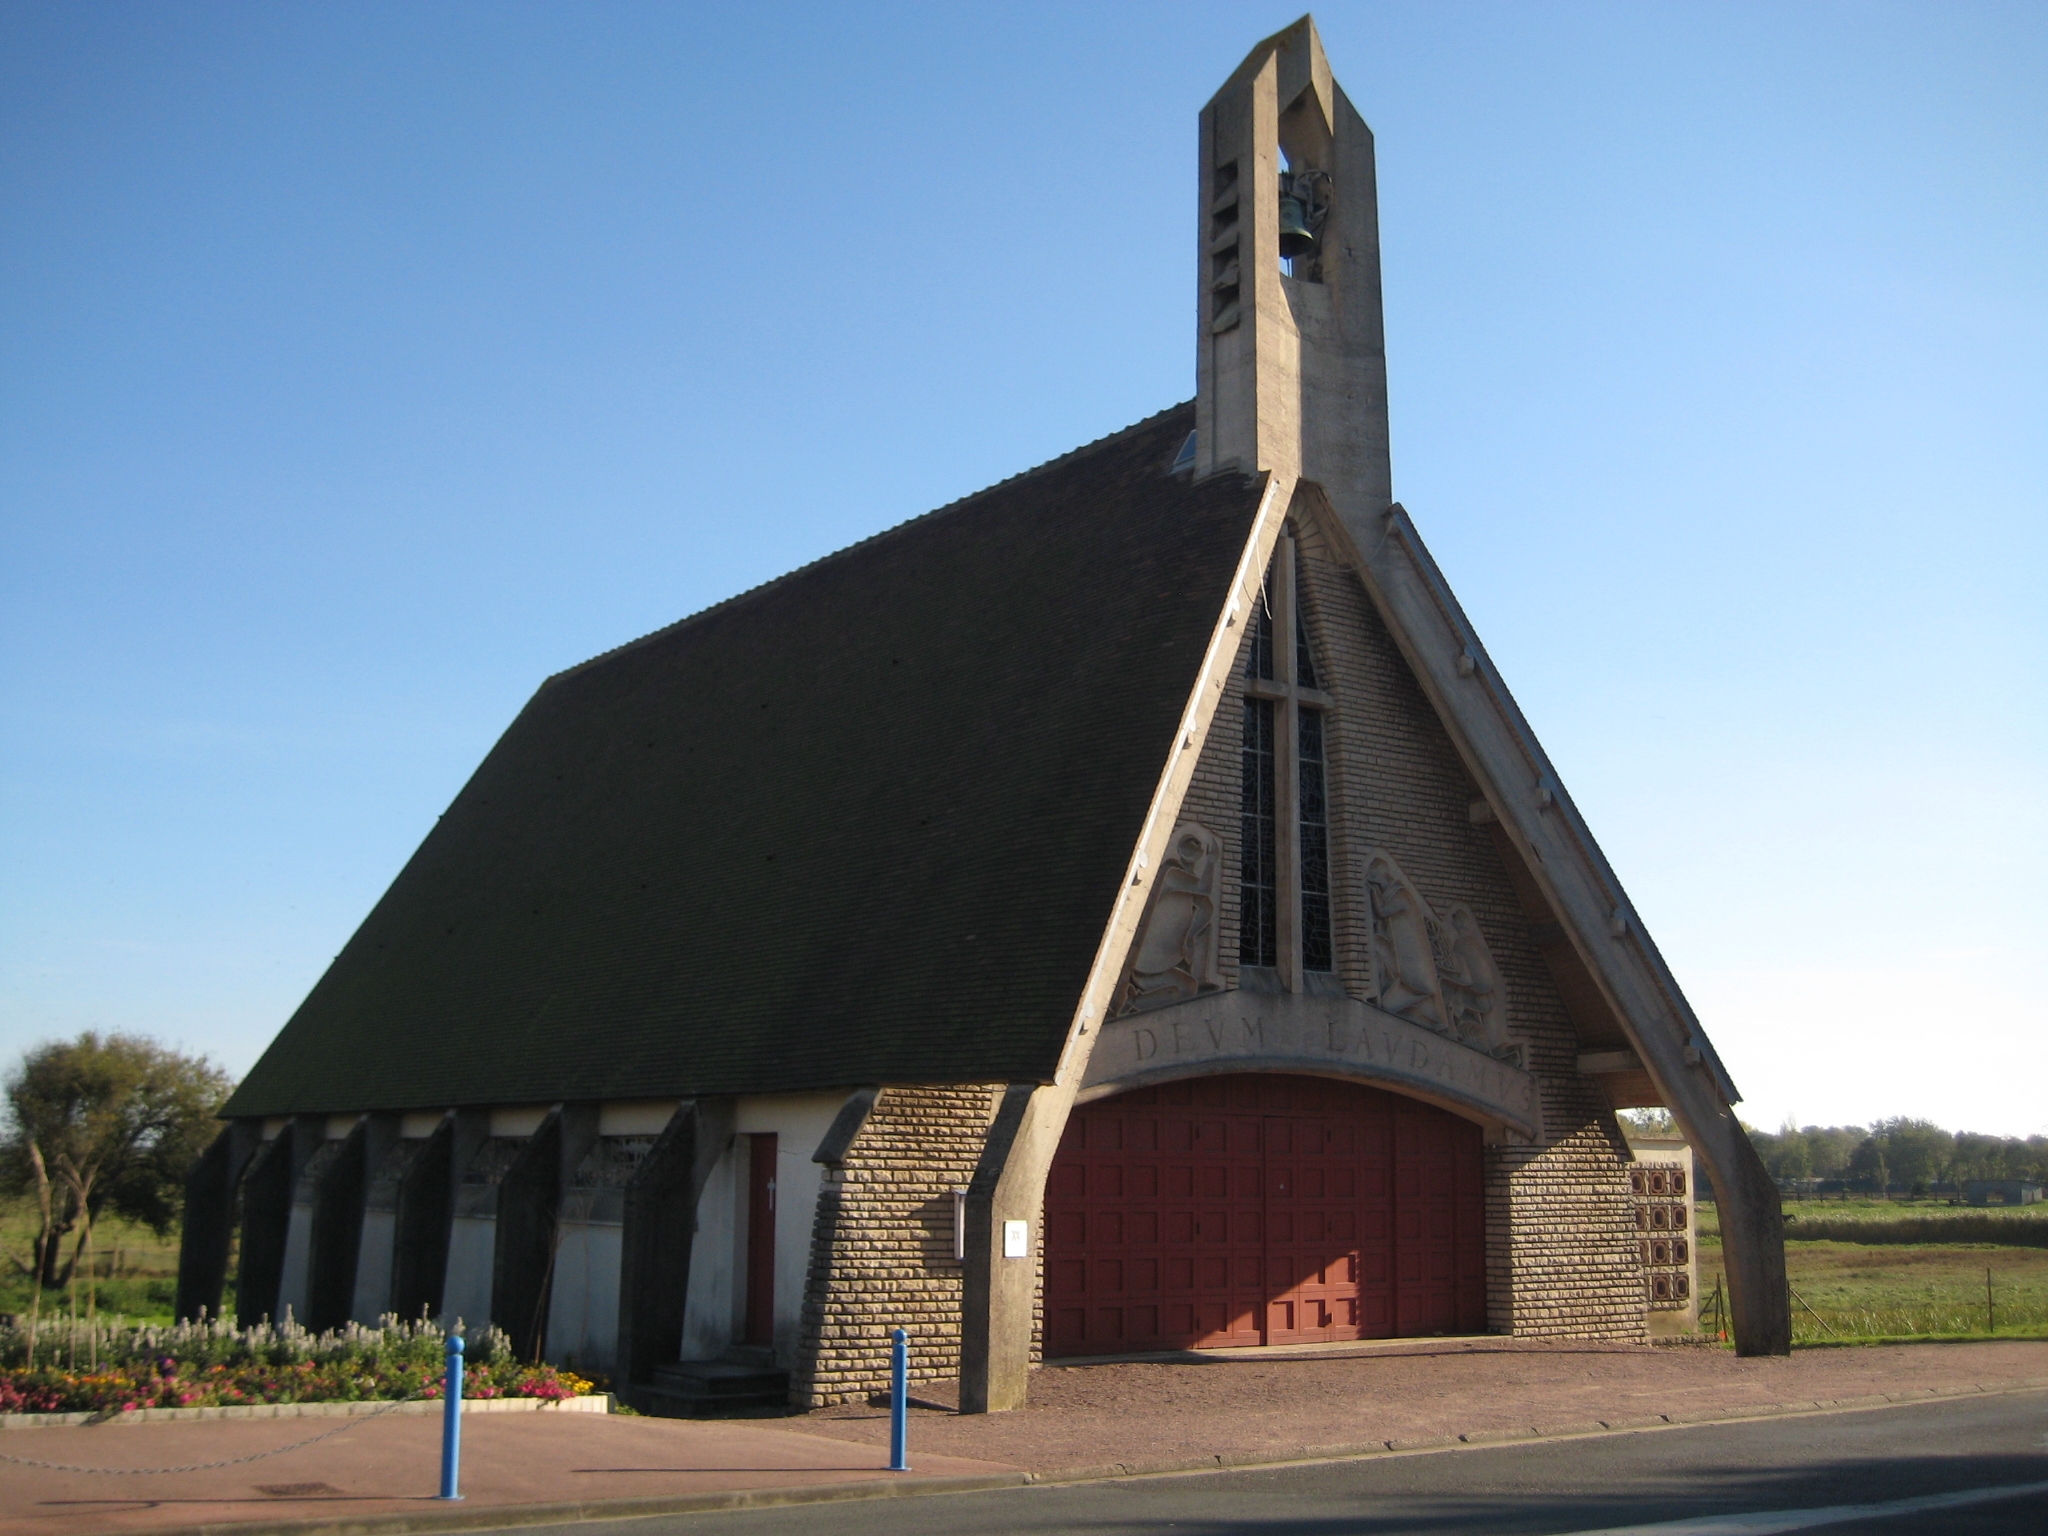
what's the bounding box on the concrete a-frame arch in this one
[958,16,1787,1413]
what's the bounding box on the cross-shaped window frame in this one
[1240,528,1338,993]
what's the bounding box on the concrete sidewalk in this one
[0,1411,1026,1536]
[2,1339,2044,1536]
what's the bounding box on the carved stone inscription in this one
[1082,988,1539,1136]
[1119,822,1225,1012]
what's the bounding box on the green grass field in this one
[1697,1199,2048,1343]
[0,1199,184,1324]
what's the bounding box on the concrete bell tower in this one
[1196,15,1391,530]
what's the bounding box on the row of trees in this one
[1746,1117,2048,1191]
[1,1033,234,1293]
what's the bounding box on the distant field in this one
[1784,1216,2048,1248]
[0,1200,183,1323]
[1699,1199,2048,1251]
[1697,1199,2048,1343]
[1778,1196,2047,1224]
[1701,1197,2048,1235]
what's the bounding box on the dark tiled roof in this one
[226,404,1266,1116]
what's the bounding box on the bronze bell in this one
[1277,192,1316,260]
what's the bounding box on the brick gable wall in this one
[1169,515,1645,1341]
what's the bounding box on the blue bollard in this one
[438,1333,464,1500]
[888,1327,908,1472]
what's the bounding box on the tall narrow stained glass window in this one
[1239,696,1278,968]
[1236,536,1336,980]
[1298,708,1332,972]
[1246,590,1274,681]
[1294,608,1319,689]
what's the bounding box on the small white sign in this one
[1002,1219,1029,1258]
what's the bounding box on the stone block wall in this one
[1488,1111,1649,1340]
[790,1084,1000,1407]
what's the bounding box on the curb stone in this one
[1026,1378,2048,1487]
[0,1398,612,1432]
[35,1474,1037,1536]
[23,1378,2048,1536]
[1217,1449,1281,1467]
[1034,1462,1132,1482]
[1663,1407,1737,1424]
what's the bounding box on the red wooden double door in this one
[1045,1074,1484,1356]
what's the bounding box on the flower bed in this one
[0,1314,593,1415]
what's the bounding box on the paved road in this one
[516,1390,2048,1535]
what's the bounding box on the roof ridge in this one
[544,401,1195,687]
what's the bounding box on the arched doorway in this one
[1044,1074,1484,1356]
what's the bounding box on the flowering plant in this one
[0,1314,593,1415]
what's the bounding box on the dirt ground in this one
[772,1337,2048,1474]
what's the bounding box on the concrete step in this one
[636,1356,791,1414]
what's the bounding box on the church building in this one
[180,17,1787,1413]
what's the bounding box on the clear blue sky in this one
[3,2,2042,1136]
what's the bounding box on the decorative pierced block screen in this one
[1630,1161,1694,1310]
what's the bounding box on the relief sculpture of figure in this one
[1363,850,1447,1032]
[1119,822,1224,1012]
[1436,904,1505,1050]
